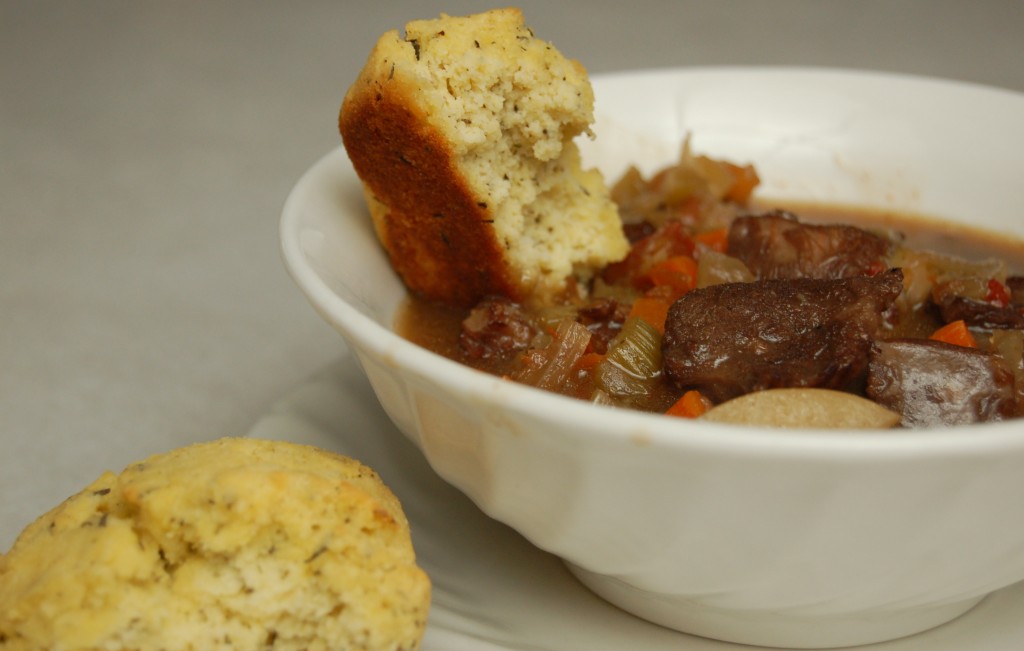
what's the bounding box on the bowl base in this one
[566,563,985,649]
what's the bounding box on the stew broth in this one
[394,151,1024,427]
[399,205,1024,359]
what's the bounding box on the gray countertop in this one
[2,0,1022,551]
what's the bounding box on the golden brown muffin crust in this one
[0,437,430,651]
[340,77,521,305]
[339,8,628,308]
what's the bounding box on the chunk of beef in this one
[728,211,892,280]
[933,293,1024,330]
[866,339,1018,427]
[662,269,903,402]
[460,296,537,360]
[991,329,1024,415]
[576,298,629,355]
[622,220,657,244]
[1008,276,1024,304]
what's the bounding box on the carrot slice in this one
[575,352,605,373]
[645,255,698,302]
[929,320,978,348]
[666,390,712,419]
[723,162,761,204]
[650,255,698,278]
[695,227,729,254]
[628,297,671,334]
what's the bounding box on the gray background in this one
[2,1,1022,550]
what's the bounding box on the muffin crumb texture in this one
[0,437,430,651]
[340,7,628,306]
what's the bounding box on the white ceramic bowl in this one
[281,67,1024,649]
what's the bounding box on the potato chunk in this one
[701,388,900,429]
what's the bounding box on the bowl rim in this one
[588,63,1024,99]
[281,65,1024,459]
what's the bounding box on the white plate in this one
[248,354,1024,651]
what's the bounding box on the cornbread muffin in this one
[340,8,629,307]
[0,438,430,651]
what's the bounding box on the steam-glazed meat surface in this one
[662,269,904,402]
[867,339,1018,427]
[933,293,1024,330]
[728,211,892,279]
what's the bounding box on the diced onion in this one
[696,250,754,288]
[512,319,591,392]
